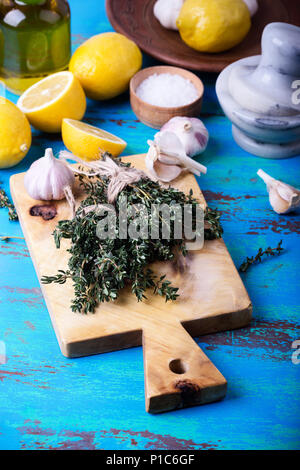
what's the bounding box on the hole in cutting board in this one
[169,359,187,374]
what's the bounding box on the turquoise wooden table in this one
[0,0,299,451]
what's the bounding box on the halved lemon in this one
[62,118,127,160]
[17,71,86,133]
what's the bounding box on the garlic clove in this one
[268,190,293,215]
[257,169,300,214]
[153,160,183,183]
[276,183,300,205]
[145,141,182,182]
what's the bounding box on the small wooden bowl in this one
[130,65,204,129]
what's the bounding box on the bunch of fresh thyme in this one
[42,163,223,314]
[239,240,284,272]
[0,187,18,221]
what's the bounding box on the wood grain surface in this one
[10,155,251,413]
[106,0,300,73]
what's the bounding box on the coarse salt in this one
[135,73,199,107]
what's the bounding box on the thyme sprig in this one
[0,236,24,241]
[0,187,18,221]
[239,240,284,272]
[42,163,223,314]
[204,207,223,240]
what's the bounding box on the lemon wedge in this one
[17,71,86,133]
[62,119,127,160]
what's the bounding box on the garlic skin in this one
[243,0,258,17]
[160,117,209,157]
[25,148,75,201]
[257,169,300,214]
[153,0,184,31]
[146,131,207,183]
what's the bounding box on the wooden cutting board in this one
[10,154,252,413]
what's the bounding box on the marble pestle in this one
[216,22,300,158]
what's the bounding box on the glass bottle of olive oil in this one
[0,0,71,95]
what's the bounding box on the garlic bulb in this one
[153,0,184,31]
[257,169,300,214]
[160,117,209,157]
[243,0,258,17]
[146,131,207,183]
[25,148,75,201]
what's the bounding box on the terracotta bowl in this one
[130,65,204,129]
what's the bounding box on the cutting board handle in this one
[143,320,227,413]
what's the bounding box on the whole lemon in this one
[0,98,31,169]
[69,32,142,100]
[177,0,251,53]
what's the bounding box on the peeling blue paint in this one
[0,0,299,451]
